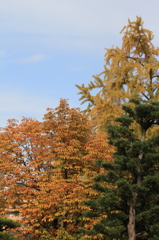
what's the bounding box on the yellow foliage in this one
[76,16,159,132]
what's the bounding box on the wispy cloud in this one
[1,0,155,36]
[1,0,159,54]
[9,54,47,64]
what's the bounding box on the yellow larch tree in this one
[76,16,159,132]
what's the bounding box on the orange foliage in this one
[0,99,114,239]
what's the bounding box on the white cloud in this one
[21,54,47,64]
[0,0,158,68]
[1,0,114,36]
[9,54,47,64]
[0,1,158,35]
[0,1,158,69]
[1,0,159,54]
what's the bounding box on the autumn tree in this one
[82,100,159,240]
[76,16,159,132]
[0,99,114,240]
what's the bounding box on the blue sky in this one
[0,0,159,127]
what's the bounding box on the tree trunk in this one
[127,128,146,240]
[127,192,137,240]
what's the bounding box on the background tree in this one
[82,100,159,240]
[76,17,159,132]
[0,99,114,240]
[0,217,20,240]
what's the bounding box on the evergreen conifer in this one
[82,100,159,240]
[0,217,20,240]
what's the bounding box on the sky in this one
[0,0,159,127]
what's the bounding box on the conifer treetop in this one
[76,16,159,131]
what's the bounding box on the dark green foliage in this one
[0,217,20,240]
[82,101,159,239]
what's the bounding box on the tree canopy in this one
[0,99,114,240]
[82,100,159,239]
[76,16,159,131]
